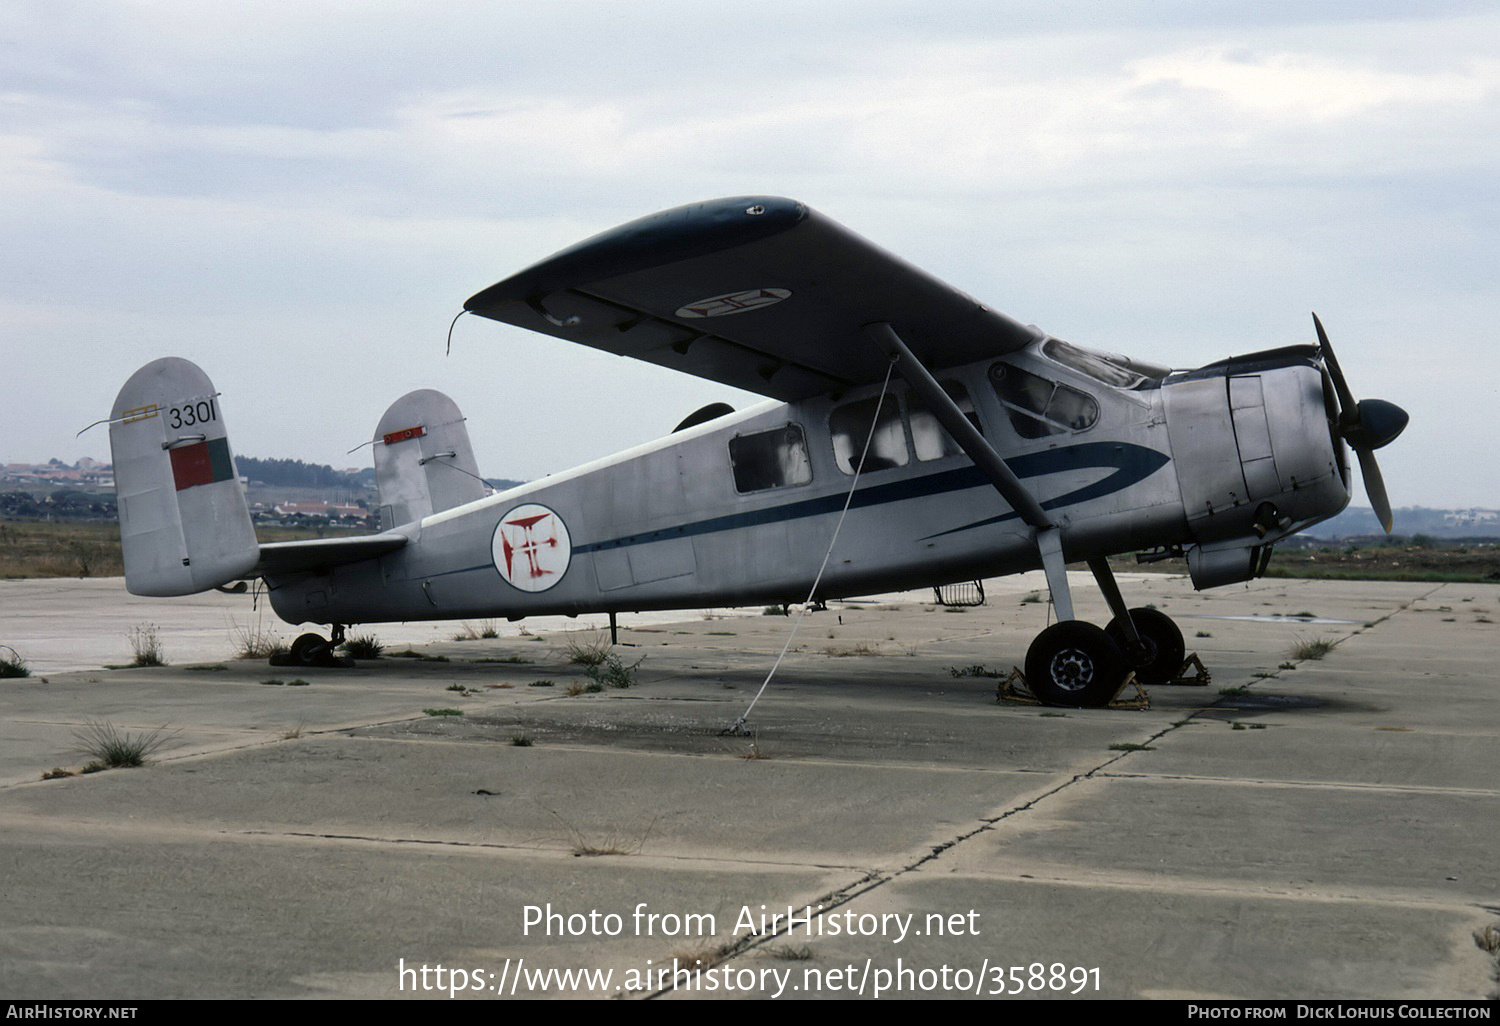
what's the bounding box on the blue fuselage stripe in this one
[574,441,1169,555]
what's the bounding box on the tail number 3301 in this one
[169,398,218,430]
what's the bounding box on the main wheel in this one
[1025,621,1127,708]
[1104,608,1185,686]
[290,632,331,666]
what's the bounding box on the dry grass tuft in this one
[824,643,880,657]
[230,618,287,660]
[562,632,611,666]
[341,633,384,659]
[1,645,31,678]
[72,719,177,769]
[1288,636,1335,661]
[127,624,166,667]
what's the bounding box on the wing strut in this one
[865,322,1075,620]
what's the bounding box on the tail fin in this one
[108,358,259,596]
[373,389,486,529]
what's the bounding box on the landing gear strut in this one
[1019,559,1187,707]
[1104,607,1184,686]
[864,322,1184,708]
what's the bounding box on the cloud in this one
[1128,48,1500,121]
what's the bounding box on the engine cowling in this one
[1162,347,1349,589]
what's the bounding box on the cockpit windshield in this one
[1043,339,1163,388]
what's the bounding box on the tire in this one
[290,632,330,666]
[1025,621,1126,708]
[1104,608,1185,686]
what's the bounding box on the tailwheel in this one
[290,632,333,666]
[1025,621,1127,708]
[1104,607,1185,686]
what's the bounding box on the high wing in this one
[463,196,1041,401]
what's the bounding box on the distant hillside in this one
[231,457,521,494]
[1303,507,1500,540]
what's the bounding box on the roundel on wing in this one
[491,503,571,593]
[675,287,790,319]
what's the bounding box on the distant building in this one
[271,501,370,522]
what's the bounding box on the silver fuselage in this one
[266,341,1348,627]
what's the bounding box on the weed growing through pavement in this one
[947,665,1002,678]
[1,645,30,678]
[230,617,286,660]
[452,620,501,641]
[128,624,166,667]
[72,719,177,769]
[549,810,659,857]
[391,649,450,662]
[423,708,465,716]
[824,643,880,657]
[1288,636,1334,660]
[563,632,611,667]
[584,652,642,689]
[342,634,384,659]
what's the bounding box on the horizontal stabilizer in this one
[256,532,408,577]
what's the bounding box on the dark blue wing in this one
[464,197,1040,401]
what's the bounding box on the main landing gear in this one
[1021,560,1187,708]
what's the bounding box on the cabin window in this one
[989,362,1098,438]
[829,396,908,474]
[907,381,980,461]
[729,424,813,493]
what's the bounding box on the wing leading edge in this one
[464,197,1041,401]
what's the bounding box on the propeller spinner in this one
[1312,313,1409,533]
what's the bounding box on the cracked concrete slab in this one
[1,574,1496,999]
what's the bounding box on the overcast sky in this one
[3,1,1495,509]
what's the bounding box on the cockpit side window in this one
[989,362,1098,438]
[907,381,980,461]
[829,396,908,474]
[729,424,813,493]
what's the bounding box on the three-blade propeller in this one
[1312,313,1408,533]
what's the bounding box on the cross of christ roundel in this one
[491,503,572,593]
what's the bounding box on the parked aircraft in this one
[105,197,1407,707]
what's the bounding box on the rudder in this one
[373,389,486,528]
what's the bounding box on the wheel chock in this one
[1168,652,1212,686]
[997,668,1150,710]
[996,667,1039,705]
